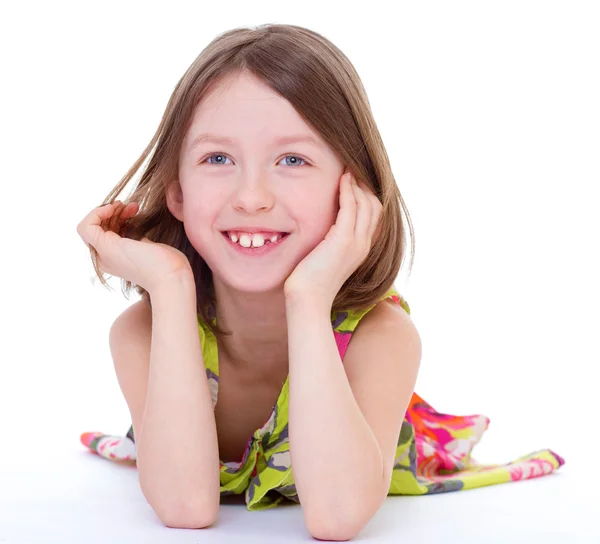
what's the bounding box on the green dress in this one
[80,286,564,511]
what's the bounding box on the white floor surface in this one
[0,446,595,543]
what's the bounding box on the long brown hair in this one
[89,23,415,338]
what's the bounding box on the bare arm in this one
[110,273,220,527]
[285,295,384,539]
[285,294,421,541]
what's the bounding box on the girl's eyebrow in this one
[189,133,321,151]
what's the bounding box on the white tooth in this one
[239,234,252,247]
[251,233,265,247]
[229,232,238,243]
[270,234,279,243]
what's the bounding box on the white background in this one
[1,0,598,541]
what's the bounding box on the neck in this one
[212,280,289,371]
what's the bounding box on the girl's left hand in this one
[283,168,383,306]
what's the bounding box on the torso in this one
[213,346,289,463]
[203,288,406,464]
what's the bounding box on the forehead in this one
[199,72,290,114]
[185,73,325,150]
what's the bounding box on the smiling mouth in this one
[221,231,290,249]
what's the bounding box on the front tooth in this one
[250,233,265,247]
[239,233,252,247]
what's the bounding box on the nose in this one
[231,173,275,214]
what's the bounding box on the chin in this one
[218,268,289,295]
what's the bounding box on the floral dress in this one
[80,287,565,511]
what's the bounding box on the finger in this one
[77,203,117,247]
[122,201,139,215]
[86,202,117,225]
[107,201,125,233]
[352,178,371,241]
[82,217,111,252]
[361,183,382,240]
[121,202,139,224]
[100,201,120,232]
[118,202,139,236]
[371,213,383,243]
[370,199,383,241]
[335,172,357,239]
[112,201,133,233]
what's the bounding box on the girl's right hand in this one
[77,200,193,294]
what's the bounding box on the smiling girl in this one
[77,23,564,540]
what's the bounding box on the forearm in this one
[285,294,384,531]
[136,275,220,521]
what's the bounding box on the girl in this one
[77,23,564,539]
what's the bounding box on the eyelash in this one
[200,153,310,167]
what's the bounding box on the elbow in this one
[305,506,372,541]
[303,488,385,541]
[138,461,220,528]
[155,498,219,529]
[305,517,365,542]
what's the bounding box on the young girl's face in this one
[172,71,346,293]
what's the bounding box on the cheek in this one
[182,183,223,223]
[179,197,216,250]
[293,190,339,240]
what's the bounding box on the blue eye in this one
[280,155,307,167]
[205,154,232,166]
[202,153,308,167]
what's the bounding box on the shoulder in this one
[344,293,421,373]
[109,298,152,347]
[356,295,419,346]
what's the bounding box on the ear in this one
[165,180,185,222]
